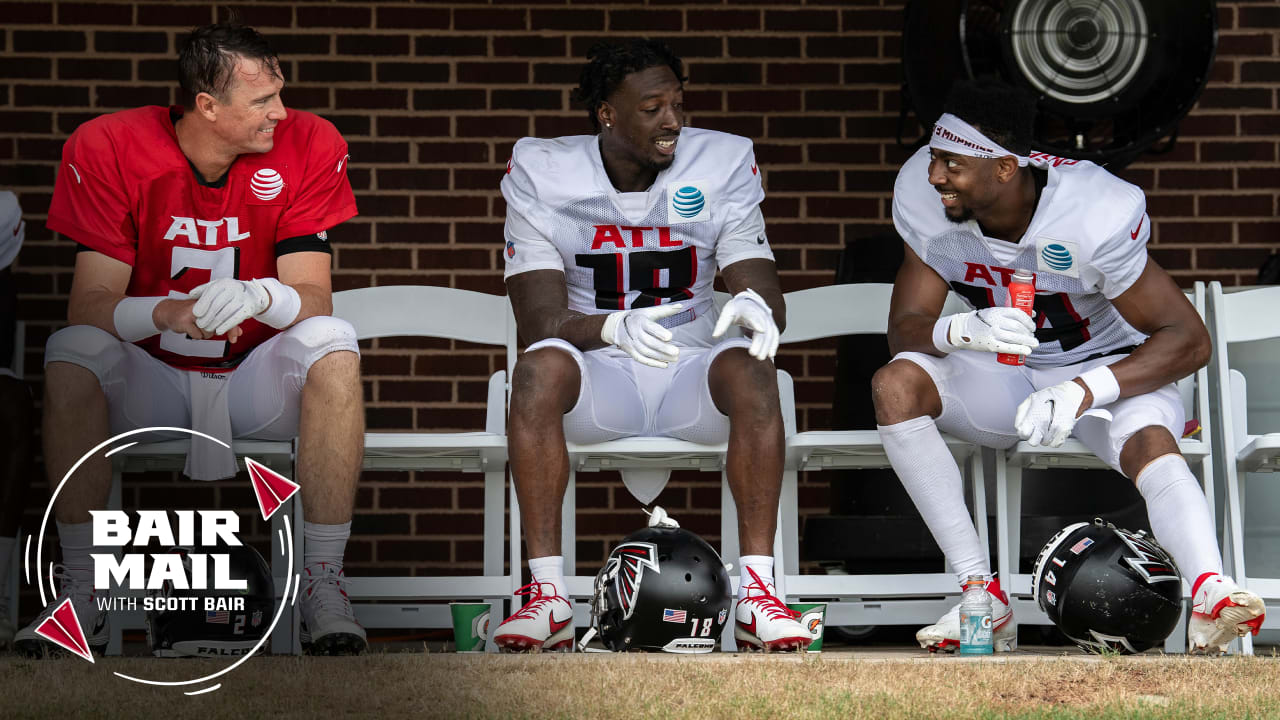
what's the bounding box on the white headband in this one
[929,113,1029,167]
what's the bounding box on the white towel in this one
[184,371,237,481]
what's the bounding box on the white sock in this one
[0,536,14,594]
[56,520,96,584]
[303,521,351,569]
[879,416,989,585]
[528,555,566,599]
[1136,453,1222,581]
[739,555,774,595]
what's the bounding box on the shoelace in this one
[739,567,798,622]
[303,563,353,617]
[47,564,96,611]
[506,581,565,622]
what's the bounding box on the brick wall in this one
[3,1,1277,581]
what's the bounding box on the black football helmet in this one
[145,545,275,658]
[1032,519,1183,654]
[585,514,732,653]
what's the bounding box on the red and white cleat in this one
[1189,573,1265,654]
[916,576,1016,653]
[734,567,811,652]
[493,582,574,653]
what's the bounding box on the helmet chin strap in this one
[643,505,680,528]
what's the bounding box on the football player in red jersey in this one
[15,24,367,657]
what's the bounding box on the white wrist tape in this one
[601,310,624,345]
[255,277,302,329]
[1078,365,1120,407]
[112,296,164,342]
[932,315,957,354]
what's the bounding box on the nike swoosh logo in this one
[1130,215,1145,239]
[548,613,572,634]
[739,617,758,636]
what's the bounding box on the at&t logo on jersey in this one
[1037,237,1080,278]
[666,180,710,224]
[250,168,284,201]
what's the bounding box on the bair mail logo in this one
[25,427,300,693]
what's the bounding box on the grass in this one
[1,651,1278,719]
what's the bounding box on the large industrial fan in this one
[900,0,1217,168]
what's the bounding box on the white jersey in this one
[501,127,774,348]
[893,146,1150,368]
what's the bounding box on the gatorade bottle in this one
[997,269,1036,366]
[958,575,993,655]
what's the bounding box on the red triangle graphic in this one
[35,598,95,663]
[246,457,300,521]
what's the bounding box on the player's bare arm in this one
[886,243,952,357]
[1070,257,1211,411]
[720,258,786,333]
[506,268,607,349]
[67,250,221,342]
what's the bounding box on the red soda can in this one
[997,269,1036,366]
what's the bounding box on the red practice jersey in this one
[47,106,356,370]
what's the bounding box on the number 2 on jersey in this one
[576,247,697,310]
[160,245,239,358]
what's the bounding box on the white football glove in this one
[947,307,1039,356]
[712,288,779,361]
[189,278,271,336]
[1014,380,1087,448]
[601,304,684,369]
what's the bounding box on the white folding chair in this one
[1207,281,1280,655]
[778,283,988,629]
[333,285,515,653]
[996,282,1213,654]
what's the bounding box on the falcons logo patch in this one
[1115,528,1179,584]
[608,542,660,620]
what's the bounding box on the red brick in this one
[765,10,836,32]
[416,143,490,164]
[690,62,762,85]
[379,487,452,509]
[1159,169,1233,190]
[377,115,450,137]
[754,143,802,164]
[15,137,63,161]
[0,2,53,23]
[361,354,411,376]
[455,9,527,31]
[1148,248,1192,270]
[533,115,589,138]
[341,248,413,269]
[325,114,371,137]
[284,87,331,111]
[299,61,372,83]
[767,170,840,193]
[809,35,877,58]
[337,34,411,57]
[58,2,133,25]
[1241,114,1280,136]
[688,9,760,31]
[457,62,528,84]
[1197,247,1275,270]
[770,116,841,139]
[1155,222,1233,245]
[1197,87,1274,110]
[376,7,449,30]
[378,62,450,84]
[729,37,801,58]
[454,115,529,138]
[1239,5,1280,29]
[608,10,683,32]
[353,194,411,217]
[808,196,879,218]
[695,116,763,139]
[760,197,801,219]
[16,85,90,107]
[352,513,411,535]
[841,8,902,32]
[414,353,492,376]
[416,36,488,57]
[378,168,449,191]
[297,6,371,29]
[136,4,214,27]
[220,4,293,28]
[14,30,86,52]
[1239,223,1280,245]
[1241,61,1280,83]
[494,35,567,58]
[376,540,451,561]
[415,407,487,430]
[1217,33,1275,57]
[272,34,333,56]
[532,62,580,85]
[1202,141,1275,163]
[1199,194,1274,217]
[767,62,839,85]
[727,90,800,113]
[1240,167,1280,187]
[806,89,878,112]
[1178,113,1237,137]
[336,88,409,110]
[492,89,562,110]
[453,222,503,244]
[532,9,605,31]
[0,57,51,79]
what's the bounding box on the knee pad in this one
[43,325,128,384]
[277,316,359,371]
